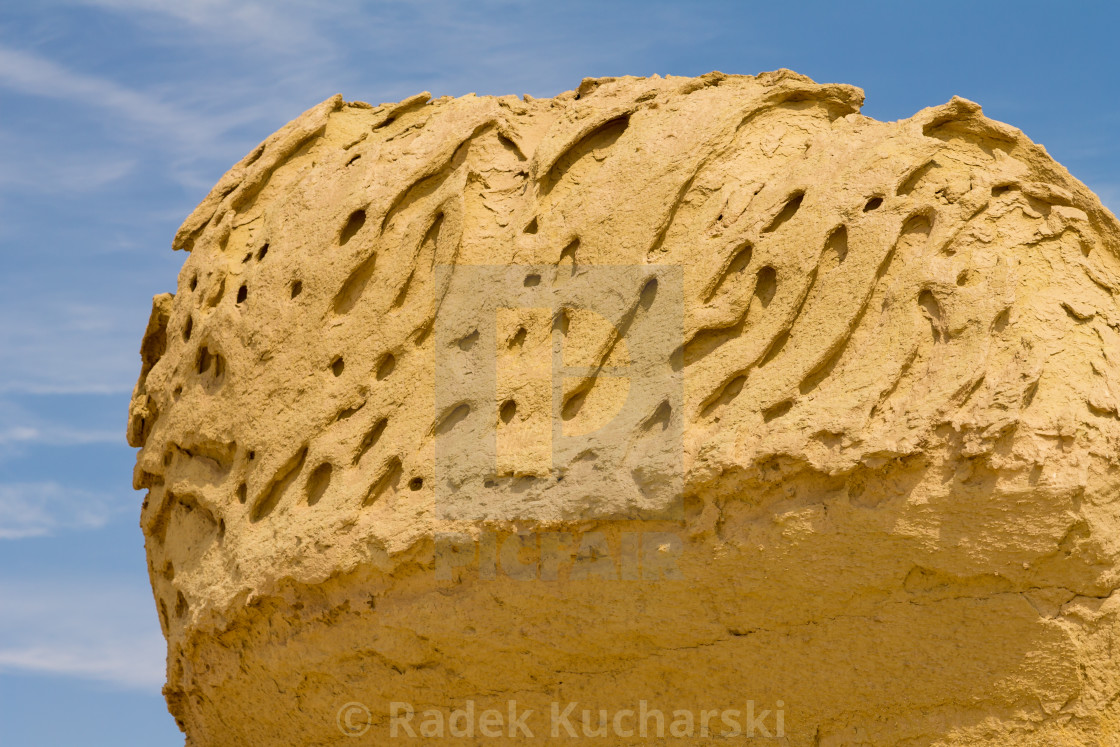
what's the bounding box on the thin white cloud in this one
[0,578,165,690]
[0,301,143,395]
[0,36,338,199]
[0,124,137,194]
[0,425,121,446]
[0,44,221,150]
[0,397,122,448]
[0,482,128,539]
[0,145,137,194]
[68,0,338,53]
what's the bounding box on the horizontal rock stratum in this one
[129,71,1120,745]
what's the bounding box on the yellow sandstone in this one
[129,71,1120,745]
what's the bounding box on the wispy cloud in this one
[0,301,142,395]
[0,26,341,200]
[68,0,338,54]
[0,482,129,539]
[0,44,222,149]
[0,578,165,690]
[0,396,123,453]
[0,128,137,193]
[0,425,120,447]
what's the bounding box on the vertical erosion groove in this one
[542,115,630,194]
[364,457,403,506]
[251,447,308,522]
[354,418,388,465]
[762,191,805,233]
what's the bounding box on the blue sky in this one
[0,1,1117,744]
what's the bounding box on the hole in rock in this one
[306,463,333,506]
[435,403,471,435]
[754,266,777,307]
[457,330,479,350]
[340,209,366,246]
[376,353,396,381]
[640,277,658,310]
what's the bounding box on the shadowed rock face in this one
[130,70,1120,745]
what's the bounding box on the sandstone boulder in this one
[130,71,1120,745]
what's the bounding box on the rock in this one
[130,71,1120,745]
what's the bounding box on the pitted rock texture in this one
[130,70,1120,745]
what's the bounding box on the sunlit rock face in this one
[129,71,1120,745]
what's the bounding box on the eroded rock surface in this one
[130,71,1120,745]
